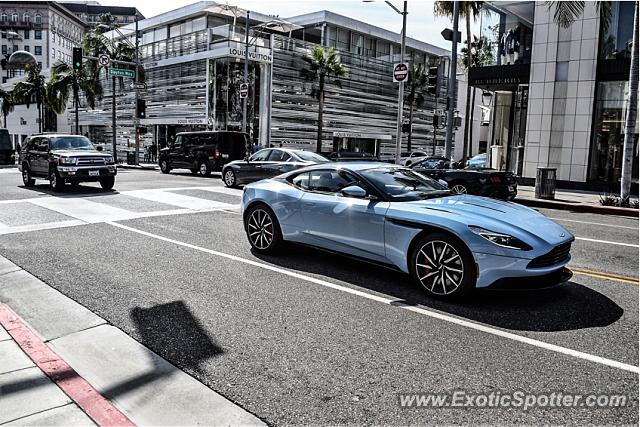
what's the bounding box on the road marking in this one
[122,188,235,210]
[0,304,135,426]
[574,236,639,248]
[29,197,137,223]
[0,220,86,235]
[550,217,638,230]
[570,267,639,285]
[108,221,640,375]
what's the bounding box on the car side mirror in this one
[96,145,103,152]
[341,185,367,198]
[438,179,449,188]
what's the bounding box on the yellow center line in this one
[570,266,639,285]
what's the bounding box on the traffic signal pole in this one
[444,1,459,159]
[134,17,140,165]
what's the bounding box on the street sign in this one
[441,28,461,43]
[393,63,409,83]
[98,54,110,67]
[108,68,135,78]
[239,83,249,99]
[130,83,147,90]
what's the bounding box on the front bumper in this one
[474,251,571,288]
[485,267,573,290]
[58,165,117,180]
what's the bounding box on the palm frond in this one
[546,0,585,28]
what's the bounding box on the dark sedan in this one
[222,148,329,187]
[410,156,517,200]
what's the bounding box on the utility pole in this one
[242,11,249,134]
[444,0,459,159]
[112,76,117,162]
[394,1,408,165]
[134,16,140,165]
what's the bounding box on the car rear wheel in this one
[244,204,282,254]
[160,159,171,174]
[409,233,475,300]
[22,166,35,187]
[198,161,211,176]
[223,169,237,187]
[49,168,65,191]
[100,177,115,190]
[450,183,468,195]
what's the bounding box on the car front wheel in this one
[160,159,171,174]
[409,233,475,299]
[223,169,237,187]
[49,168,65,191]
[100,177,115,190]
[22,166,35,187]
[244,204,283,254]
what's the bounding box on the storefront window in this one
[589,81,639,184]
[599,1,635,60]
[480,4,533,66]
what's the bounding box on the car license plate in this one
[89,170,100,177]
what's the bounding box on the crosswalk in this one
[0,186,243,235]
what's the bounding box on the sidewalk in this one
[0,256,264,427]
[116,162,159,171]
[516,185,639,217]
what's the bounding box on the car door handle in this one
[303,202,316,207]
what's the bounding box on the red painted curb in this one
[0,304,135,427]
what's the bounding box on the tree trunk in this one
[620,1,639,201]
[407,101,414,151]
[316,75,325,154]
[37,102,42,133]
[462,5,473,163]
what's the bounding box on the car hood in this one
[51,150,110,158]
[387,194,572,246]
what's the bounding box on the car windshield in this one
[361,168,450,201]
[49,136,94,150]
[296,151,329,162]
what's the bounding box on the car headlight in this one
[469,226,532,250]
[58,157,77,165]
[106,156,115,165]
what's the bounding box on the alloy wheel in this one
[22,169,30,185]
[50,172,57,188]
[247,208,274,250]
[224,170,235,186]
[451,184,467,194]
[415,240,464,295]
[200,162,208,175]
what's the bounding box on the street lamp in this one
[481,90,493,106]
[364,0,407,164]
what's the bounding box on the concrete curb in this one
[117,164,159,171]
[516,197,639,217]
[0,256,265,426]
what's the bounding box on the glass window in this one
[34,14,41,24]
[351,33,363,55]
[295,151,329,162]
[154,27,167,42]
[192,17,206,32]
[292,172,310,189]
[11,13,18,22]
[24,29,29,39]
[0,13,7,22]
[170,23,182,38]
[360,168,447,201]
[599,1,635,59]
[23,45,29,52]
[306,170,356,193]
[35,30,42,40]
[268,149,291,162]
[337,28,349,51]
[49,136,94,150]
[23,13,30,23]
[555,61,568,81]
[34,46,42,56]
[376,40,389,59]
[326,26,337,48]
[250,149,271,161]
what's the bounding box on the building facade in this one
[60,2,143,27]
[77,1,452,160]
[469,1,638,191]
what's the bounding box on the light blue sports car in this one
[241,162,574,299]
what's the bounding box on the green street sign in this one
[108,68,135,78]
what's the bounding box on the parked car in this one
[410,156,517,200]
[0,129,13,164]
[466,153,488,168]
[399,150,428,166]
[159,131,247,175]
[241,162,573,300]
[222,148,329,187]
[18,134,117,191]
[328,151,378,161]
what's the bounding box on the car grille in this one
[527,242,572,268]
[77,157,106,166]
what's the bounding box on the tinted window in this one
[49,136,94,150]
[36,138,49,151]
[250,149,271,161]
[268,150,291,162]
[295,151,329,162]
[417,158,449,169]
[218,133,246,160]
[292,172,310,189]
[361,168,448,201]
[308,170,355,193]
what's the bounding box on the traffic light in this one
[402,122,411,133]
[135,126,148,135]
[72,47,83,70]
[427,66,439,96]
[136,99,146,119]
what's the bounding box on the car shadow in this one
[18,182,119,197]
[252,244,623,332]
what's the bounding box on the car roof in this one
[29,133,83,138]
[294,161,396,172]
[176,131,247,135]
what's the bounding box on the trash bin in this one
[127,152,136,165]
[535,167,557,200]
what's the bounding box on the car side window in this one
[268,150,291,162]
[250,149,271,162]
[37,138,49,151]
[291,172,310,190]
[308,170,354,193]
[173,136,182,150]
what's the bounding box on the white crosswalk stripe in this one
[0,186,240,235]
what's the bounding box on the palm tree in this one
[548,1,637,202]
[12,64,47,133]
[301,47,348,153]
[0,88,14,128]
[434,1,485,162]
[405,64,428,151]
[47,62,103,134]
[461,35,494,156]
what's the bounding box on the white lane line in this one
[574,237,639,248]
[29,197,136,223]
[122,189,235,210]
[107,221,640,375]
[0,220,87,235]
[550,217,638,230]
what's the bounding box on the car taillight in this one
[490,175,502,184]
[214,149,220,158]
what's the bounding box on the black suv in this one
[159,131,247,176]
[18,134,117,191]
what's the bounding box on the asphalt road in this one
[0,167,637,425]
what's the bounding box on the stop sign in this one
[393,63,409,82]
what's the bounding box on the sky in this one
[96,0,461,50]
